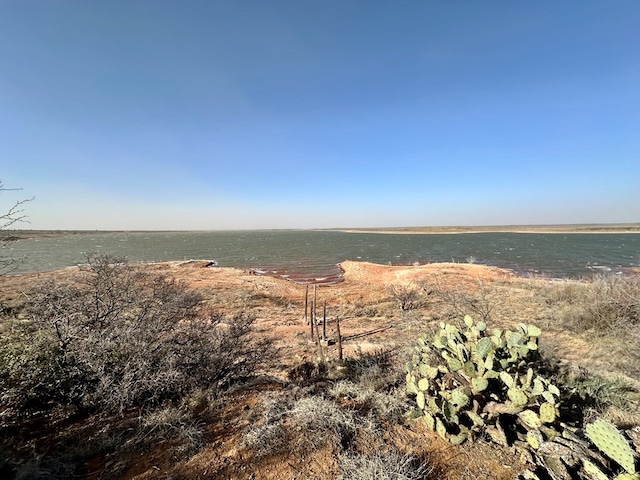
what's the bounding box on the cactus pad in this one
[539,402,556,424]
[519,409,542,429]
[582,458,608,480]
[585,419,636,474]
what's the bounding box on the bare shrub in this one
[241,423,288,458]
[433,280,493,322]
[329,349,408,430]
[329,380,407,423]
[387,284,421,311]
[339,451,430,480]
[544,275,640,331]
[1,254,268,413]
[578,275,637,331]
[243,394,361,456]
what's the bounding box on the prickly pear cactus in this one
[585,419,637,475]
[406,316,561,445]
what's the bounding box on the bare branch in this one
[1,181,33,231]
[1,180,34,273]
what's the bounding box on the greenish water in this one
[3,231,639,280]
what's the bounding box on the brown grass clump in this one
[338,451,430,480]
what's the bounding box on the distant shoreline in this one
[4,223,640,240]
[327,224,640,235]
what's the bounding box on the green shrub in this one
[0,325,92,410]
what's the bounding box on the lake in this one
[3,230,639,280]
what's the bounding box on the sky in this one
[1,1,639,230]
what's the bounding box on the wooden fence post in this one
[336,316,343,362]
[313,285,317,325]
[322,300,327,340]
[304,285,309,325]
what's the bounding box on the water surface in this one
[3,230,639,280]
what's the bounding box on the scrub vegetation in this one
[0,252,639,479]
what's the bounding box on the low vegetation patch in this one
[543,274,640,380]
[545,274,640,332]
[0,254,270,478]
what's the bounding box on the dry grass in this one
[543,274,640,331]
[540,275,640,384]
[339,451,430,480]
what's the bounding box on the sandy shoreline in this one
[328,224,640,235]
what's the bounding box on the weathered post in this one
[336,316,343,362]
[313,285,317,325]
[304,285,309,325]
[322,300,327,340]
[310,311,314,341]
[312,316,316,342]
[309,287,315,341]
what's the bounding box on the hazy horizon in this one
[2,2,638,230]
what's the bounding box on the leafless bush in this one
[433,280,493,322]
[242,394,361,457]
[1,181,33,273]
[331,348,407,422]
[543,274,640,379]
[1,254,269,413]
[387,284,422,311]
[329,380,407,423]
[241,423,288,458]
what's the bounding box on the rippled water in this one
[3,230,640,279]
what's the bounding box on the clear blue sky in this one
[1,1,638,230]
